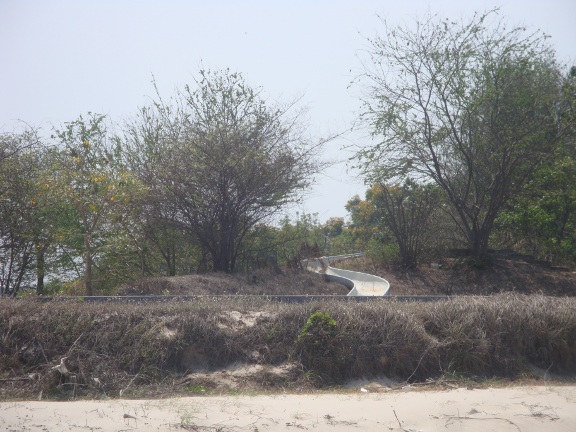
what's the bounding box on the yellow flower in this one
[83,140,91,147]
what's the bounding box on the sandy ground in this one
[1,385,575,431]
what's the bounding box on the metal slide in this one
[304,253,390,296]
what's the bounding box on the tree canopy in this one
[123,70,321,273]
[356,9,575,261]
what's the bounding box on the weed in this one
[295,311,351,384]
[296,311,337,343]
[186,385,207,394]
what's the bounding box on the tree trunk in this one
[85,235,93,296]
[165,245,176,276]
[36,247,45,295]
[212,242,235,272]
[469,227,491,267]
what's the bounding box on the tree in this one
[497,155,576,265]
[357,9,574,263]
[0,129,41,295]
[345,192,383,250]
[345,182,441,267]
[323,217,344,238]
[121,104,199,276]
[53,113,139,295]
[124,70,321,272]
[371,181,440,268]
[276,213,324,264]
[496,65,576,265]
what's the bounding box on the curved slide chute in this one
[304,253,390,296]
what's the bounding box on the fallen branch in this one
[393,409,402,428]
[445,415,522,431]
[119,373,139,397]
[66,332,85,356]
[0,375,36,382]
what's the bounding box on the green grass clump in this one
[295,311,345,383]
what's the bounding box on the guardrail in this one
[29,294,448,303]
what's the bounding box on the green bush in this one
[296,311,337,343]
[294,311,351,384]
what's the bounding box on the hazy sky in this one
[1,0,574,221]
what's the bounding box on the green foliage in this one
[366,239,399,263]
[496,153,576,266]
[356,9,573,261]
[0,128,44,295]
[345,181,443,267]
[372,180,440,268]
[328,228,356,256]
[43,278,66,295]
[322,217,344,238]
[52,113,144,294]
[272,213,325,264]
[0,50,573,293]
[345,192,389,251]
[295,311,350,384]
[296,311,337,343]
[186,385,207,394]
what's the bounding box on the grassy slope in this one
[1,258,575,400]
[1,294,575,400]
[117,256,576,297]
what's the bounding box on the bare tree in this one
[125,70,322,272]
[373,180,440,269]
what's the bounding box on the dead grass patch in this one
[117,268,348,296]
[1,295,575,400]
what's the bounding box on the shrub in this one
[295,311,351,384]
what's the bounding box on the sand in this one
[1,385,575,431]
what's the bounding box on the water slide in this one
[304,253,390,296]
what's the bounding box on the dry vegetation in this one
[2,259,575,400]
[1,294,575,400]
[111,256,576,298]
[116,268,349,296]
[337,256,576,297]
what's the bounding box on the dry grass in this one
[114,254,576,299]
[1,294,575,399]
[336,256,576,296]
[116,268,349,296]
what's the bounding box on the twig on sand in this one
[173,424,240,431]
[394,409,423,432]
[393,409,402,428]
[444,415,522,431]
[123,413,138,428]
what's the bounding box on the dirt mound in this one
[116,255,576,298]
[337,257,576,297]
[117,268,349,296]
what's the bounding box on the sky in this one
[1,0,575,222]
